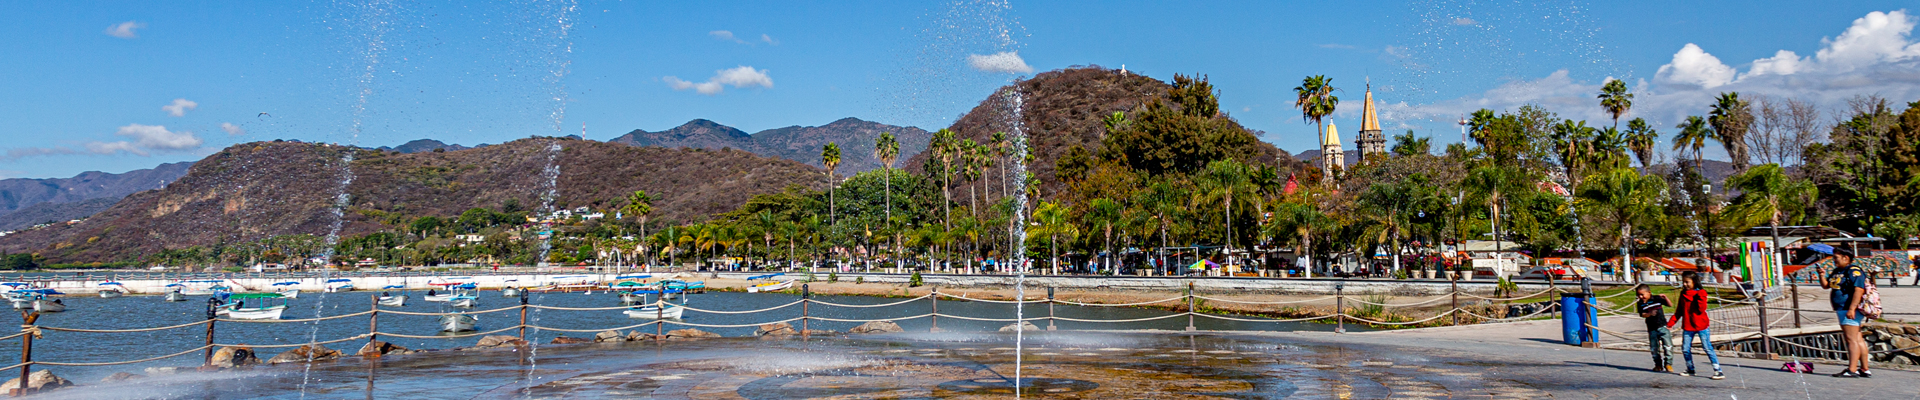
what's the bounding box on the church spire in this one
[1355,83,1386,161]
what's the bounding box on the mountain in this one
[380,139,471,154]
[0,162,192,219]
[609,118,932,175]
[0,138,824,263]
[0,197,118,232]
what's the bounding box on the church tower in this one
[1320,122,1344,182]
[1355,84,1386,162]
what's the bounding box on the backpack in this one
[1858,280,1883,320]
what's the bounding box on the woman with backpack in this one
[1819,247,1873,378]
[1667,271,1724,380]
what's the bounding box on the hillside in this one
[380,139,473,154]
[609,118,931,174]
[909,66,1302,196]
[0,162,191,219]
[0,139,824,263]
[0,198,118,231]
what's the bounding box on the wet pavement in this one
[27,329,1918,399]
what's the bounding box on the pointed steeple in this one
[1322,122,1341,147]
[1355,83,1387,161]
[1359,85,1381,132]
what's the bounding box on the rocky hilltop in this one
[0,162,191,220]
[0,139,823,263]
[610,117,931,175]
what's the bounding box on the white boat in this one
[500,287,522,298]
[174,280,228,296]
[98,282,127,298]
[217,293,289,320]
[276,289,301,299]
[746,280,792,293]
[98,290,123,299]
[324,279,354,293]
[223,305,287,320]
[624,304,683,319]
[7,298,27,310]
[163,291,187,302]
[439,314,477,332]
[377,295,408,307]
[619,292,646,305]
[31,299,65,313]
[449,296,477,308]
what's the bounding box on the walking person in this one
[1635,285,1673,372]
[1818,246,1872,378]
[1667,271,1724,379]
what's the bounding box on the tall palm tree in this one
[1087,198,1124,273]
[1463,166,1523,264]
[1270,199,1325,277]
[1726,164,1817,275]
[1134,181,1181,273]
[874,132,900,259]
[1575,168,1668,283]
[822,142,842,226]
[1030,201,1079,275]
[962,138,983,218]
[1551,119,1594,184]
[1673,115,1711,172]
[1200,159,1254,256]
[1597,79,1634,129]
[991,131,1010,200]
[1708,92,1754,170]
[623,190,654,265]
[1293,75,1339,173]
[932,129,958,229]
[756,210,779,267]
[1624,118,1658,168]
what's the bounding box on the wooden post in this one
[800,284,811,339]
[1790,284,1802,329]
[1756,295,1773,357]
[1046,286,1056,331]
[1185,282,1196,332]
[517,299,529,340]
[1450,279,1460,326]
[367,295,379,345]
[15,313,36,396]
[930,287,940,332]
[203,298,219,366]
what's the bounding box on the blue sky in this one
[2,0,1918,178]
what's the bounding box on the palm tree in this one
[1575,168,1668,283]
[991,131,1010,200]
[822,142,842,225]
[1551,119,1594,184]
[962,138,983,218]
[1030,202,1080,275]
[756,210,779,267]
[1463,166,1523,265]
[874,132,900,259]
[932,129,957,229]
[1673,115,1711,172]
[1293,75,1339,175]
[1624,118,1658,168]
[623,190,654,266]
[1270,199,1325,277]
[1726,164,1817,275]
[1087,198,1124,273]
[1709,92,1754,170]
[1597,79,1634,128]
[1134,181,1181,273]
[1199,159,1254,257]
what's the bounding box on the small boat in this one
[163,291,187,302]
[175,280,228,296]
[449,295,477,308]
[324,279,354,293]
[624,303,683,319]
[276,289,301,299]
[9,289,63,310]
[32,299,65,313]
[424,292,458,302]
[98,282,127,298]
[378,295,408,307]
[500,287,522,298]
[439,313,477,332]
[746,280,792,293]
[666,280,706,292]
[216,293,289,320]
[98,290,123,299]
[619,292,646,305]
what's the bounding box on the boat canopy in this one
[164,283,184,287]
[381,285,405,289]
[452,283,477,289]
[612,281,647,288]
[227,292,285,299]
[0,283,28,287]
[272,282,300,286]
[97,282,124,286]
[10,289,61,295]
[184,279,224,283]
[326,279,353,283]
[746,273,785,281]
[615,274,651,280]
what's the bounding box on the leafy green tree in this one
[1086,198,1124,272]
[1576,168,1669,282]
[1725,164,1816,269]
[624,190,654,262]
[1100,75,1263,176]
[1030,201,1080,274]
[1391,130,1431,156]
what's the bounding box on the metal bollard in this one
[1335,282,1345,334]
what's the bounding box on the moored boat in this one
[163,291,187,302]
[32,299,65,313]
[217,293,289,320]
[449,295,478,308]
[98,282,128,298]
[746,280,792,293]
[378,295,408,307]
[624,303,683,319]
[439,313,477,332]
[324,278,354,293]
[500,287,522,297]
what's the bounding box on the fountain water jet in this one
[1002,89,1031,397]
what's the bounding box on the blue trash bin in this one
[1559,294,1585,345]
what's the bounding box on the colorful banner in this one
[1739,241,1783,290]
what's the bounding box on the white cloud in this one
[85,124,203,155]
[104,21,144,39]
[1654,43,1736,88]
[1453,18,1477,26]
[761,34,777,45]
[219,122,245,136]
[709,30,745,44]
[1814,10,1920,70]
[161,98,197,117]
[663,66,773,95]
[967,51,1033,74]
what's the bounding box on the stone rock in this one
[209,346,259,368]
[142,366,185,376]
[756,322,797,336]
[266,345,341,364]
[1892,335,1920,357]
[666,329,719,339]
[476,335,528,348]
[549,336,592,345]
[1904,325,1919,336]
[100,372,144,383]
[999,322,1040,332]
[356,341,409,358]
[0,370,72,392]
[849,321,904,334]
[594,330,626,342]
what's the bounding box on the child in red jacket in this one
[1668,271,1723,380]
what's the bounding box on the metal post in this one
[1185,282,1196,332]
[1450,279,1460,326]
[801,284,811,339]
[1790,284,1802,329]
[930,287,940,332]
[15,314,35,396]
[203,298,218,366]
[1334,282,1345,334]
[1046,286,1056,331]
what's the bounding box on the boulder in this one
[0,370,72,392]
[1892,335,1920,357]
[594,330,626,342]
[266,345,341,364]
[666,329,719,339]
[142,366,186,376]
[849,321,904,334]
[1904,325,1919,336]
[356,341,409,358]
[100,372,144,383]
[756,322,797,337]
[209,346,259,368]
[549,336,592,345]
[476,335,528,348]
[999,322,1040,332]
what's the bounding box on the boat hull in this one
[449,297,477,308]
[98,290,124,299]
[31,300,64,313]
[9,299,30,310]
[223,305,287,320]
[439,314,477,332]
[746,281,791,293]
[163,292,187,302]
[500,288,522,297]
[277,290,300,299]
[624,306,683,319]
[378,295,408,307]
